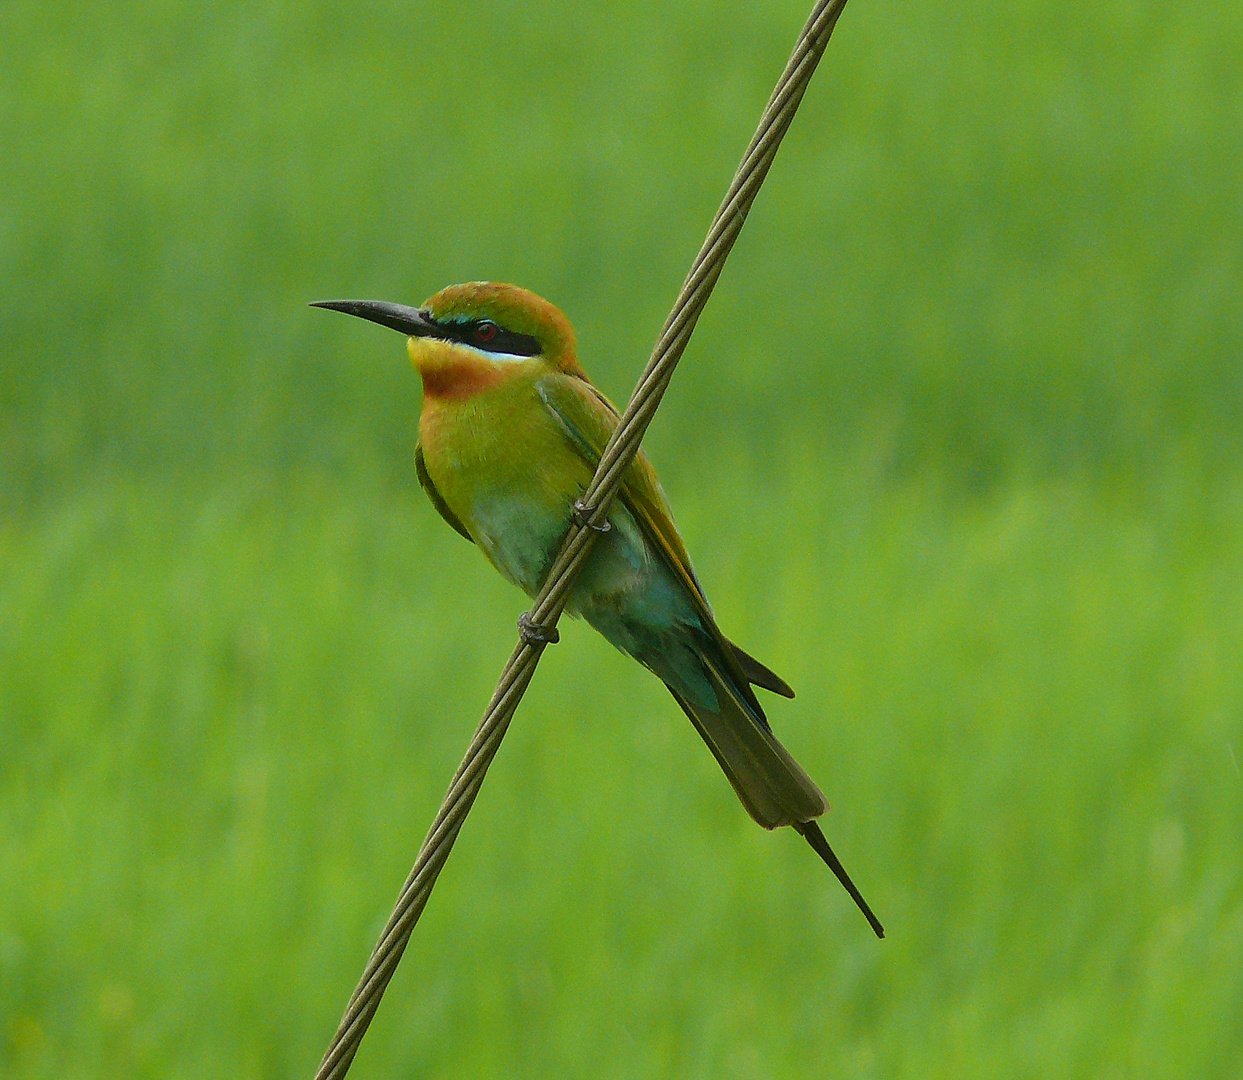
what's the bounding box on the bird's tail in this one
[663,641,883,937]
[794,818,885,938]
[665,647,826,830]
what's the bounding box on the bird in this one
[313,282,883,937]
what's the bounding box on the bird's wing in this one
[730,644,796,699]
[536,372,823,829]
[536,376,703,589]
[416,442,474,543]
[536,375,715,608]
[535,373,783,708]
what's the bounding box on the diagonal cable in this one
[312,1,850,1075]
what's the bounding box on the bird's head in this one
[313,281,582,400]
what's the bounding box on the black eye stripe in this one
[423,312,542,357]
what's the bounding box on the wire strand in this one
[312,2,850,1074]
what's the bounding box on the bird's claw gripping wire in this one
[517,505,604,650]
[572,499,611,533]
[518,612,560,646]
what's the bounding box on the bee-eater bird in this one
[313,282,883,937]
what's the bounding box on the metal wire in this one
[312,1,850,1074]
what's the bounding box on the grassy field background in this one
[2,0,1242,1076]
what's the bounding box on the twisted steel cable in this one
[313,1,850,1074]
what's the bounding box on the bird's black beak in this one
[310,299,442,338]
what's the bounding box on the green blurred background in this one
[2,0,1241,1075]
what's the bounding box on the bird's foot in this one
[518,612,560,646]
[572,499,611,533]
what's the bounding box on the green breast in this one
[419,373,594,595]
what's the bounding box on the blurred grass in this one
[1,0,1241,1076]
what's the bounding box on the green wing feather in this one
[535,377,731,641]
[536,377,702,581]
[731,644,796,699]
[416,443,474,543]
[535,372,823,828]
[535,374,783,689]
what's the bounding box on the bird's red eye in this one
[475,321,498,343]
